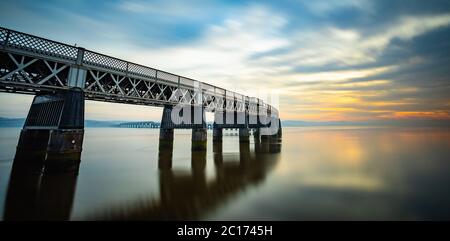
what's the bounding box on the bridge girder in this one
[0,27,278,118]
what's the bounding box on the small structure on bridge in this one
[118,121,160,128]
[117,121,215,129]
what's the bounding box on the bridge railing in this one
[0,27,78,61]
[0,27,278,115]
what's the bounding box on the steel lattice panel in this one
[0,26,278,118]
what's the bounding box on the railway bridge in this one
[0,27,282,170]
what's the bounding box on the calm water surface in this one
[0,126,450,220]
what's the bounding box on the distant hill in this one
[281,120,385,127]
[281,119,450,127]
[1,117,448,128]
[0,117,122,128]
[0,117,25,127]
[85,120,123,127]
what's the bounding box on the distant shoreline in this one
[0,117,449,128]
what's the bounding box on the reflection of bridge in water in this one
[3,157,78,220]
[89,141,281,220]
[3,139,281,220]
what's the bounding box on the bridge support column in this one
[16,88,84,172]
[266,118,283,143]
[159,128,174,148]
[213,110,224,143]
[213,141,223,154]
[261,133,271,142]
[213,113,223,154]
[159,105,175,148]
[192,128,207,151]
[158,138,173,170]
[272,118,283,141]
[213,127,222,143]
[277,119,283,139]
[239,128,250,143]
[253,128,260,142]
[191,105,207,151]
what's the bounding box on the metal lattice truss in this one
[0,53,69,88]
[0,27,277,116]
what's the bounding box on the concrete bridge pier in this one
[272,118,283,141]
[158,138,173,170]
[256,117,283,153]
[159,105,175,148]
[266,118,283,143]
[239,128,250,143]
[253,128,261,143]
[191,105,207,151]
[192,128,207,151]
[160,105,207,151]
[212,111,224,143]
[159,128,174,148]
[15,88,84,172]
[260,133,271,142]
[213,127,223,143]
[277,119,283,138]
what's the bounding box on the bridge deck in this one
[0,27,278,117]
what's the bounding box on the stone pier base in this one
[16,129,84,172]
[158,138,173,170]
[213,127,223,143]
[16,88,84,172]
[239,128,250,143]
[159,128,174,148]
[192,128,207,151]
[253,128,260,143]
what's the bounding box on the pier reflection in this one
[3,151,79,220]
[91,139,281,220]
[3,136,280,220]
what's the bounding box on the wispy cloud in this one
[302,0,373,15]
[122,5,290,92]
[262,14,450,68]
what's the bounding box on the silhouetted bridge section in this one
[118,121,218,129]
[118,121,160,128]
[0,27,281,171]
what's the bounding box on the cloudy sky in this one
[0,0,449,122]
